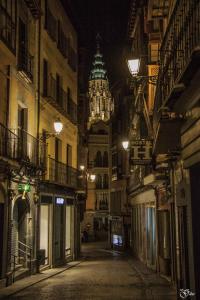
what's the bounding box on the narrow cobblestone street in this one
[1,242,177,300]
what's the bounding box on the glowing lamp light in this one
[90,174,96,182]
[127,58,140,76]
[54,119,63,134]
[122,140,129,150]
[80,165,85,171]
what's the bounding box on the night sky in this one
[62,0,131,85]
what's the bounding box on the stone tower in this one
[88,35,114,127]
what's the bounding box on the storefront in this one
[40,195,52,266]
[110,216,123,249]
[39,193,75,268]
[130,188,156,270]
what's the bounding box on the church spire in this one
[89,35,107,81]
[96,33,101,54]
[88,36,114,126]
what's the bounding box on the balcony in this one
[24,0,41,18]
[0,123,18,160]
[95,192,109,211]
[15,128,46,168]
[43,74,77,124]
[0,123,46,170]
[0,4,16,53]
[48,157,77,189]
[18,45,34,83]
[154,0,200,125]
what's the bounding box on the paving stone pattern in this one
[1,242,177,300]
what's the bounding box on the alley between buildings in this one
[0,242,176,300]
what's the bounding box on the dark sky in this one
[63,0,131,85]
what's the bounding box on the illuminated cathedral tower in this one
[82,36,113,242]
[88,36,114,127]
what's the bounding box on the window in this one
[45,0,57,41]
[0,0,16,52]
[66,144,72,167]
[18,18,28,62]
[96,174,102,189]
[103,151,108,167]
[56,74,60,104]
[95,151,102,167]
[103,174,109,189]
[55,138,62,161]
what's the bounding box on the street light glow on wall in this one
[54,118,63,134]
[122,140,129,151]
[127,58,140,76]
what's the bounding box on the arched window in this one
[103,174,109,189]
[103,151,108,167]
[95,151,102,167]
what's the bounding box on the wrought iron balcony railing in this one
[0,123,18,160]
[18,45,34,82]
[0,123,46,169]
[0,4,16,53]
[43,74,77,124]
[15,128,46,168]
[153,0,200,130]
[48,157,77,189]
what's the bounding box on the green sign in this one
[18,183,31,192]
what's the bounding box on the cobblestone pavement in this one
[3,242,177,300]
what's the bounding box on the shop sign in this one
[56,197,65,205]
[130,139,152,165]
[18,183,31,192]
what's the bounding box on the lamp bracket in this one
[131,75,158,86]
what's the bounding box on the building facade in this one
[110,82,132,250]
[0,0,79,287]
[126,0,200,298]
[82,39,114,241]
[39,0,78,267]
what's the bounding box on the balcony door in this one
[18,106,28,159]
[55,138,62,182]
[66,144,72,185]
[18,18,28,67]
[54,204,64,263]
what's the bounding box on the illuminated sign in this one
[18,183,31,192]
[130,139,152,165]
[56,197,65,205]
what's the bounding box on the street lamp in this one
[41,118,63,140]
[122,140,129,151]
[127,56,157,85]
[53,118,63,135]
[80,165,85,171]
[90,174,96,182]
[127,58,140,77]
